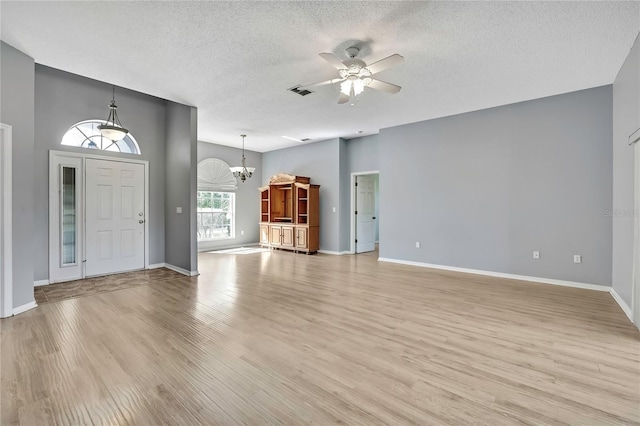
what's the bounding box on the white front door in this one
[356,175,376,253]
[85,159,145,277]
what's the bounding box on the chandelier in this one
[98,86,129,141]
[230,134,255,182]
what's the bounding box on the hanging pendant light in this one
[230,134,255,183]
[98,86,129,141]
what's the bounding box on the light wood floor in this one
[2,249,639,425]
[33,268,185,305]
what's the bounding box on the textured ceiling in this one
[2,1,639,152]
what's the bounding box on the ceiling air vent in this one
[288,85,314,96]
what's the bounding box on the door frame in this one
[48,150,150,283]
[633,142,640,328]
[350,170,379,254]
[1,124,12,318]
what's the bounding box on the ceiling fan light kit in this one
[301,45,404,104]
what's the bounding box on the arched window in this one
[197,158,237,241]
[61,120,141,155]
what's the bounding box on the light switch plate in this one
[176,207,182,214]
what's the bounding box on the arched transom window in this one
[61,120,141,155]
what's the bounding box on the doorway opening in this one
[350,171,379,254]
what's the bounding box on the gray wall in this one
[33,65,169,280]
[339,138,350,252]
[346,134,379,173]
[612,33,640,306]
[189,109,198,272]
[165,103,198,273]
[261,135,380,253]
[345,134,380,250]
[1,42,35,308]
[197,141,262,250]
[379,86,613,286]
[262,138,341,252]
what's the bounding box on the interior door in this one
[85,159,145,276]
[356,175,376,253]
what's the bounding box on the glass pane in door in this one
[61,166,76,265]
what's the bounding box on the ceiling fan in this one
[301,46,404,104]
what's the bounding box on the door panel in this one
[356,175,376,253]
[122,229,135,257]
[121,186,134,218]
[270,225,282,246]
[86,159,144,276]
[260,224,270,244]
[97,231,113,260]
[296,227,308,249]
[281,226,294,247]
[49,155,84,283]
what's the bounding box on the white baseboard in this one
[147,263,166,270]
[377,257,611,292]
[198,242,260,253]
[34,279,50,287]
[610,288,633,322]
[13,300,37,316]
[318,250,351,256]
[148,263,198,276]
[164,263,199,277]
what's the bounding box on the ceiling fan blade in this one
[299,77,344,89]
[366,54,404,75]
[319,53,346,70]
[368,78,402,94]
[338,93,350,104]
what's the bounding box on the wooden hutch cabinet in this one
[259,173,320,253]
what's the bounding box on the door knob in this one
[139,220,144,224]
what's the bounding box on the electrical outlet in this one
[573,255,582,264]
[241,230,244,235]
[332,207,336,213]
[533,251,540,259]
[415,242,420,248]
